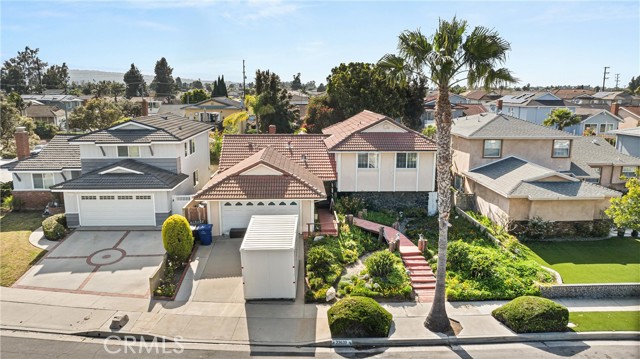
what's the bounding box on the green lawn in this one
[0,211,47,287]
[524,237,640,283]
[569,311,640,332]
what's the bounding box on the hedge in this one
[327,296,392,337]
[42,214,67,241]
[161,214,194,262]
[492,296,569,333]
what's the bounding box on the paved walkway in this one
[28,226,58,250]
[353,218,436,302]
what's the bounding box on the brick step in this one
[399,249,422,256]
[412,282,436,290]
[402,255,426,261]
[403,259,428,266]
[404,264,431,271]
[407,270,433,276]
[410,276,436,283]
[414,290,436,297]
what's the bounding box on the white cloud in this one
[135,20,176,32]
[245,0,299,20]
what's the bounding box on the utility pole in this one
[242,59,246,109]
[614,73,620,89]
[602,66,610,92]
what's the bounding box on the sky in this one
[1,0,639,89]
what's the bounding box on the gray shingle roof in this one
[181,97,243,110]
[50,159,188,190]
[570,137,640,178]
[610,127,640,137]
[2,135,81,171]
[451,113,577,139]
[500,92,569,107]
[465,157,620,199]
[71,114,212,144]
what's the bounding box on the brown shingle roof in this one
[552,89,595,100]
[25,105,63,118]
[460,104,487,116]
[196,147,326,200]
[219,134,336,181]
[322,110,436,151]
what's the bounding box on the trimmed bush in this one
[161,214,194,262]
[327,296,392,337]
[492,296,568,333]
[42,214,67,241]
[365,250,397,278]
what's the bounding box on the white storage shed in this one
[240,215,299,300]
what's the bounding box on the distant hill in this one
[69,69,209,84]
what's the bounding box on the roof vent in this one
[301,154,307,163]
[161,116,168,120]
[287,141,292,150]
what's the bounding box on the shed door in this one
[221,200,299,234]
[79,193,155,226]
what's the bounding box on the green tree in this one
[303,93,343,133]
[291,72,303,90]
[180,89,209,104]
[1,46,48,94]
[111,82,125,102]
[211,75,228,97]
[317,83,326,92]
[93,80,111,98]
[123,63,146,98]
[543,108,581,131]
[68,98,123,131]
[41,63,69,92]
[606,170,640,232]
[175,77,183,90]
[0,94,39,158]
[254,70,297,133]
[192,79,203,89]
[379,17,516,332]
[628,76,640,94]
[152,57,175,97]
[118,100,142,117]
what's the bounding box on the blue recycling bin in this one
[195,224,213,245]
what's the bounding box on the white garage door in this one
[79,193,155,226]
[221,200,299,234]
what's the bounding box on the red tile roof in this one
[218,134,337,181]
[322,110,389,149]
[196,147,326,200]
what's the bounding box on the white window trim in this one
[553,139,571,158]
[193,170,199,186]
[357,152,378,169]
[396,152,418,169]
[117,145,141,158]
[483,140,502,158]
[32,173,55,190]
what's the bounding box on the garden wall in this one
[540,283,640,299]
[512,219,611,240]
[340,192,431,212]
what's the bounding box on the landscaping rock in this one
[313,235,325,242]
[365,283,372,290]
[326,287,336,302]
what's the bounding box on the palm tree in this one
[379,17,517,333]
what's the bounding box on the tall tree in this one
[180,89,209,104]
[192,79,203,89]
[123,64,146,98]
[41,62,70,92]
[93,81,111,98]
[68,98,123,131]
[254,70,297,133]
[303,94,342,133]
[379,17,516,333]
[543,108,581,130]
[605,170,640,232]
[1,46,48,94]
[1,94,40,158]
[111,82,125,102]
[628,76,640,94]
[317,83,326,92]
[175,77,183,90]
[152,57,175,97]
[291,72,303,90]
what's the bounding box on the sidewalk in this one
[1,286,638,346]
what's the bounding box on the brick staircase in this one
[352,217,435,302]
[317,207,338,236]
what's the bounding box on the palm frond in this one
[397,29,433,70]
[377,54,410,86]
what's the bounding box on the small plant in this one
[492,296,568,333]
[364,251,397,278]
[526,217,553,239]
[161,214,194,262]
[42,213,67,241]
[327,296,392,337]
[334,196,365,215]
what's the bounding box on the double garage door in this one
[79,193,155,226]
[221,200,299,234]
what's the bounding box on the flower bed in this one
[150,245,198,300]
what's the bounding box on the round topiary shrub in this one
[161,215,194,262]
[42,214,67,241]
[364,250,398,278]
[492,296,568,333]
[327,296,392,337]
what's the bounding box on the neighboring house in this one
[131,97,162,114]
[181,97,244,123]
[613,105,640,129]
[20,94,83,113]
[157,104,186,117]
[194,110,437,236]
[2,131,81,210]
[420,92,470,127]
[461,89,501,103]
[498,92,576,125]
[24,104,67,128]
[551,89,595,104]
[3,115,213,227]
[450,112,628,224]
[609,127,640,157]
[590,91,638,106]
[289,90,309,120]
[564,108,621,135]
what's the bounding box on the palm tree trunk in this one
[424,86,453,333]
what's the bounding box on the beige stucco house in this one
[451,113,626,224]
[181,97,244,123]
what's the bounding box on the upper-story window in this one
[357,153,378,168]
[622,166,638,178]
[185,139,196,157]
[483,140,502,158]
[552,140,570,158]
[396,153,417,168]
[117,146,140,157]
[33,173,55,189]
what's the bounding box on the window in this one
[192,170,199,186]
[454,175,464,191]
[117,146,140,157]
[483,140,502,158]
[81,195,97,200]
[118,195,133,200]
[32,173,55,189]
[189,139,196,154]
[184,143,188,157]
[99,195,115,200]
[599,124,606,134]
[136,195,151,200]
[357,153,378,168]
[622,166,638,178]
[552,139,570,158]
[396,153,417,168]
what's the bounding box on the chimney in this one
[610,103,620,116]
[141,98,149,116]
[269,124,276,134]
[15,127,30,160]
[497,99,503,111]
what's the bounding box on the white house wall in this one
[12,171,76,191]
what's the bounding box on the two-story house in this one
[193,110,437,236]
[498,92,576,125]
[451,113,624,225]
[563,107,622,135]
[5,114,213,227]
[609,127,640,158]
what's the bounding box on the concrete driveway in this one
[15,230,164,298]
[192,238,245,303]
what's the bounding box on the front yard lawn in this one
[569,311,640,332]
[524,238,640,283]
[0,211,47,286]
